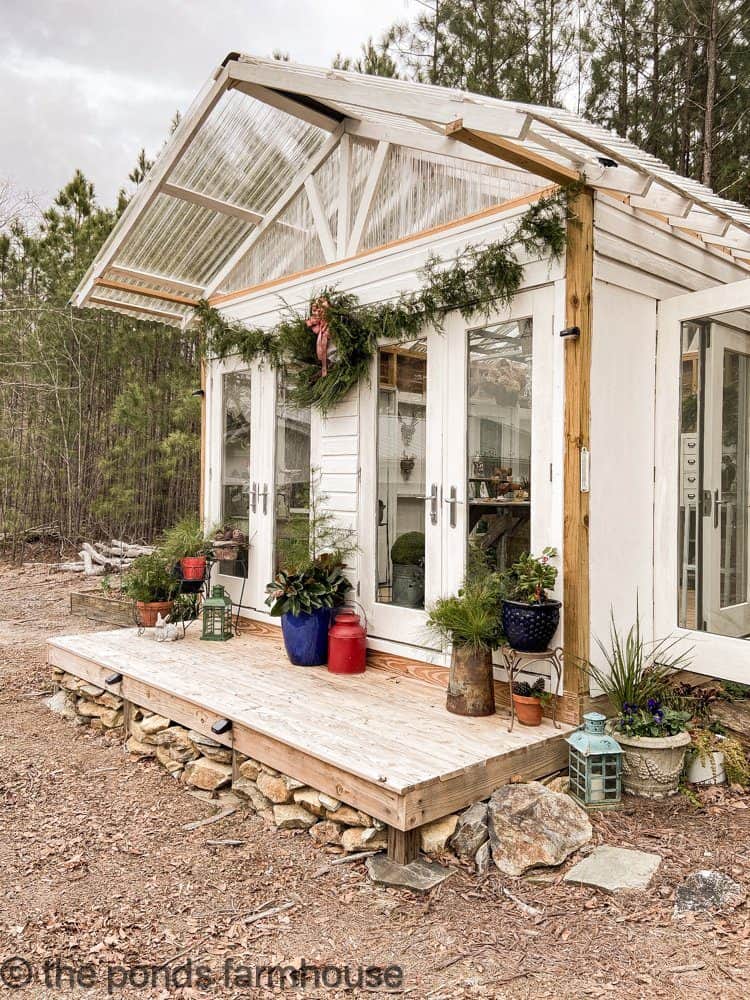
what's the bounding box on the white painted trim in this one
[303,176,336,262]
[104,265,205,296]
[336,133,352,258]
[161,182,263,225]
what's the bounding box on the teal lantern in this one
[566,712,622,808]
[201,585,233,642]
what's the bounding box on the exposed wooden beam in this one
[668,212,730,237]
[347,141,390,256]
[72,64,231,308]
[104,265,205,296]
[586,170,652,197]
[303,175,336,262]
[562,188,594,721]
[445,120,582,185]
[89,296,184,323]
[344,117,525,170]
[93,278,196,307]
[203,124,345,297]
[226,57,529,138]
[337,133,352,258]
[230,79,343,132]
[161,182,263,225]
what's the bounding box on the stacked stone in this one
[50,668,124,731]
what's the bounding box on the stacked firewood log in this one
[54,539,154,576]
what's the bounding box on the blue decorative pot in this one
[280,607,332,666]
[502,599,561,653]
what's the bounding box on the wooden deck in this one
[47,626,570,832]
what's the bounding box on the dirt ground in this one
[2,559,750,999]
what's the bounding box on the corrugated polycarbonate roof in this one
[73,53,750,326]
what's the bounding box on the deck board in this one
[47,628,570,829]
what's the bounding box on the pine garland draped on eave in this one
[195,188,572,414]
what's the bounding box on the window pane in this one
[376,341,427,608]
[274,377,312,573]
[220,371,251,578]
[467,319,532,576]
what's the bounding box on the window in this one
[220,371,252,578]
[274,377,312,573]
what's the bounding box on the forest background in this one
[1,0,747,551]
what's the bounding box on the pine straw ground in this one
[1,559,750,1000]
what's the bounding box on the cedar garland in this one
[195,189,570,414]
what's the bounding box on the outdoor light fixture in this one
[105,672,123,685]
[596,156,618,168]
[191,388,205,397]
[566,712,623,808]
[211,718,232,735]
[201,584,234,642]
[559,326,580,339]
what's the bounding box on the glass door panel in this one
[376,341,428,610]
[466,319,532,577]
[218,370,252,578]
[274,376,312,574]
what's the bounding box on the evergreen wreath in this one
[195,189,570,414]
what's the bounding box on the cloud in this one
[1,0,411,206]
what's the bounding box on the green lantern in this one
[201,585,233,642]
[566,712,622,808]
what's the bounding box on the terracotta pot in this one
[512,693,543,727]
[180,556,206,581]
[446,646,495,717]
[136,600,174,628]
[616,730,691,798]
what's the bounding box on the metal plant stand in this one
[500,646,564,732]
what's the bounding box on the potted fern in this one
[511,677,552,726]
[427,578,503,716]
[500,547,560,652]
[122,552,179,628]
[161,515,213,582]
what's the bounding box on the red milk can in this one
[327,606,367,674]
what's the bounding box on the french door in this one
[656,278,750,680]
[360,287,555,652]
[207,360,313,614]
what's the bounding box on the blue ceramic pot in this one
[502,599,561,653]
[280,607,332,666]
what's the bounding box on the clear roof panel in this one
[170,88,327,215]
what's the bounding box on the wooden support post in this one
[387,826,420,865]
[562,187,594,723]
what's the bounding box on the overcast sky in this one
[1,0,412,208]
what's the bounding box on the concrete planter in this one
[617,730,691,798]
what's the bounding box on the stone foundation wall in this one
[50,667,559,871]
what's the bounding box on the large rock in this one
[239,782,273,814]
[309,820,343,846]
[273,804,317,830]
[46,689,77,720]
[341,827,388,853]
[366,856,452,893]
[487,781,592,876]
[238,758,261,781]
[126,736,155,757]
[99,707,123,729]
[256,771,297,804]
[183,757,232,791]
[564,846,662,893]
[450,802,489,860]
[187,730,233,764]
[326,806,363,826]
[674,871,746,916]
[420,815,459,855]
[149,726,199,763]
[293,788,326,817]
[136,713,171,737]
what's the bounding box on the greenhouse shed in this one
[51,53,750,857]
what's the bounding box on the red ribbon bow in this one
[306,297,331,377]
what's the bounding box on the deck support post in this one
[562,187,594,724]
[387,826,421,865]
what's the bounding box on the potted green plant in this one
[265,474,357,666]
[427,579,503,716]
[161,515,213,581]
[500,547,560,652]
[122,552,179,628]
[391,531,425,608]
[266,558,352,665]
[587,610,692,798]
[511,677,552,726]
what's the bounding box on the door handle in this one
[415,484,439,525]
[714,489,726,529]
[249,482,258,514]
[444,486,460,528]
[260,483,269,515]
